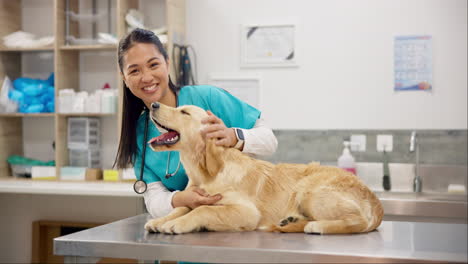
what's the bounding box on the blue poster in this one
[394,35,432,91]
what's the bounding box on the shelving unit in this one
[0,0,186,181]
[59,44,116,50]
[56,113,115,117]
[0,113,56,117]
[0,46,55,52]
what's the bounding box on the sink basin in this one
[416,193,467,202]
[375,191,467,223]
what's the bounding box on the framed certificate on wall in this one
[240,24,297,68]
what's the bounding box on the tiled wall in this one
[265,130,468,166]
[263,130,467,192]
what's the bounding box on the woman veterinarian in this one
[114,28,278,218]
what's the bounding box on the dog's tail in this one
[260,219,309,233]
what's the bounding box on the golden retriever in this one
[144,102,384,235]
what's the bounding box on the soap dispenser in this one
[338,141,356,175]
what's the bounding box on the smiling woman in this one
[113,28,278,220]
[122,44,174,109]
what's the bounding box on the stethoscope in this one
[133,108,181,194]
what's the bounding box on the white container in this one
[72,91,88,113]
[58,89,75,113]
[121,167,136,180]
[69,149,101,168]
[61,166,87,180]
[31,166,56,180]
[101,90,117,113]
[68,117,100,149]
[85,92,101,113]
[10,164,32,178]
[338,141,356,175]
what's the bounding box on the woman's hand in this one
[201,110,238,147]
[172,186,222,209]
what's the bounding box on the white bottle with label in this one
[338,141,356,175]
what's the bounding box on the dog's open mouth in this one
[148,117,180,146]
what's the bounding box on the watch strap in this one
[233,128,244,149]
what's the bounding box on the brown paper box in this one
[85,168,102,181]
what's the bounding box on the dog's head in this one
[148,102,225,178]
[148,102,209,152]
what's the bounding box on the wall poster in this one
[394,35,433,92]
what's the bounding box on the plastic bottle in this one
[338,141,356,175]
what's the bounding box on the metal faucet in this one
[410,131,422,192]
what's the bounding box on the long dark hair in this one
[114,28,179,169]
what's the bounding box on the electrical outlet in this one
[377,135,393,152]
[350,134,366,151]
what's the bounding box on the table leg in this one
[64,256,101,264]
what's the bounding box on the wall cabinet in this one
[0,0,186,179]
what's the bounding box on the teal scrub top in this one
[133,85,261,191]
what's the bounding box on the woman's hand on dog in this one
[172,186,222,209]
[201,111,239,148]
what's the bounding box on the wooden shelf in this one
[0,113,116,118]
[0,46,54,52]
[0,113,55,118]
[59,44,117,51]
[56,113,116,117]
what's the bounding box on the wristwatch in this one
[233,128,245,149]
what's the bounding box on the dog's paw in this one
[279,216,299,226]
[304,221,323,235]
[144,218,168,233]
[160,218,197,235]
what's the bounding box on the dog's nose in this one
[151,102,160,109]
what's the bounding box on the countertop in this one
[54,213,467,263]
[0,179,138,197]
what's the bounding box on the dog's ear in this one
[194,133,224,180]
[197,138,224,179]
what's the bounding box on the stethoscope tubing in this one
[134,93,181,194]
[134,108,149,194]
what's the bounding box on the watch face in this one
[236,128,245,141]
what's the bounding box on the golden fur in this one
[144,103,384,235]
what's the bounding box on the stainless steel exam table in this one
[54,213,467,263]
